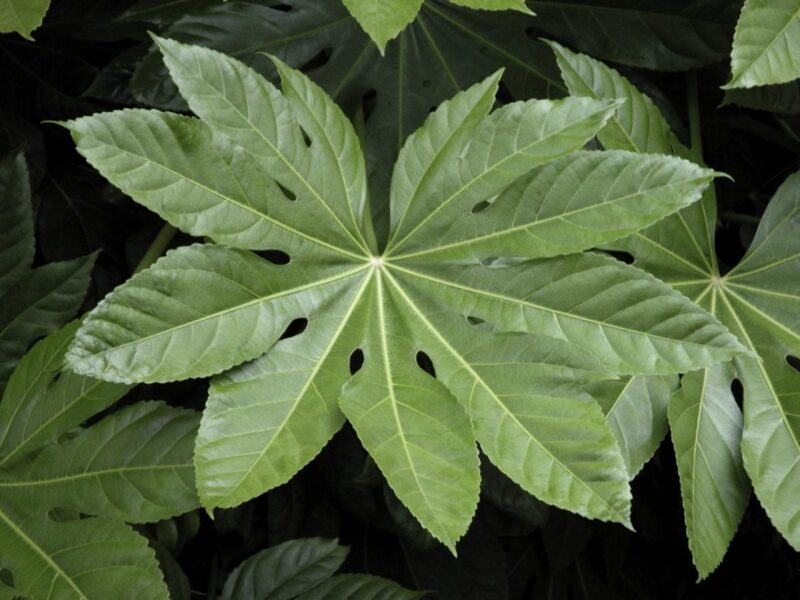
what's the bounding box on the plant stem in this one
[687,71,703,161]
[720,211,761,225]
[133,223,176,274]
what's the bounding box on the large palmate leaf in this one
[341,0,528,52]
[550,42,799,575]
[0,323,201,599]
[220,538,421,599]
[529,0,739,71]
[0,0,51,40]
[0,151,95,394]
[66,38,746,551]
[725,0,800,89]
[123,0,565,236]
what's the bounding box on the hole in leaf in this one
[300,126,312,147]
[604,249,635,265]
[471,200,491,214]
[256,249,290,265]
[416,351,437,378]
[361,89,377,121]
[465,315,495,332]
[300,47,332,71]
[271,3,292,11]
[787,355,800,373]
[731,378,744,410]
[422,79,431,88]
[281,317,308,340]
[349,349,364,375]
[276,182,296,201]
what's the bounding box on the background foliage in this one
[0,0,799,598]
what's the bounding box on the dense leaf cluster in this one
[0,1,798,598]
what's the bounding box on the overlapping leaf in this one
[529,0,739,71]
[725,0,800,89]
[341,0,528,53]
[0,151,95,393]
[122,0,565,236]
[220,538,420,599]
[549,42,799,575]
[0,323,202,600]
[0,0,51,40]
[66,37,745,552]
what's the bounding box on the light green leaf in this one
[153,35,370,256]
[0,0,50,40]
[0,321,130,468]
[0,402,199,523]
[0,505,169,600]
[568,49,799,568]
[296,575,423,600]
[387,96,620,254]
[724,173,800,550]
[449,0,529,11]
[725,0,800,89]
[67,244,366,384]
[383,290,631,525]
[342,0,423,53]
[127,0,564,242]
[392,255,747,375]
[221,538,347,600]
[63,110,356,261]
[669,364,750,579]
[69,43,744,551]
[390,151,717,261]
[546,40,675,154]
[196,281,368,509]
[592,375,674,478]
[340,274,480,551]
[387,71,502,247]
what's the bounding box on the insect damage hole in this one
[256,249,290,265]
[280,318,308,340]
[786,355,800,373]
[416,351,437,378]
[349,348,364,375]
[276,182,296,201]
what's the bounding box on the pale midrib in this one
[725,288,800,345]
[97,141,364,262]
[0,332,72,450]
[384,269,628,522]
[387,84,493,249]
[280,73,365,244]
[731,6,800,85]
[213,271,373,506]
[388,106,616,254]
[375,273,455,547]
[88,265,369,358]
[0,463,190,488]
[0,506,87,599]
[169,49,369,254]
[687,368,711,562]
[391,264,730,351]
[391,174,711,260]
[718,289,800,454]
[0,379,119,468]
